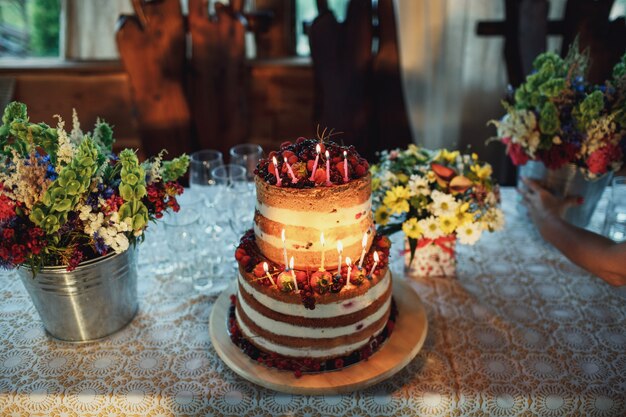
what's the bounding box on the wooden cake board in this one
[209,275,428,395]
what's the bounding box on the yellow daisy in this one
[374,206,392,225]
[383,186,411,214]
[439,214,458,235]
[402,218,423,240]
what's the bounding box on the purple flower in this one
[93,233,109,255]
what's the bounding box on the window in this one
[0,0,60,58]
[295,0,350,56]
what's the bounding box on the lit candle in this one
[345,257,352,287]
[357,233,368,269]
[319,232,325,271]
[284,156,298,183]
[289,256,298,292]
[325,150,331,186]
[309,144,321,181]
[336,240,343,273]
[368,251,379,277]
[263,262,276,287]
[281,229,288,269]
[272,156,282,187]
[343,150,349,182]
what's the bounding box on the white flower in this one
[485,191,498,206]
[494,111,541,157]
[419,216,442,239]
[408,174,430,196]
[482,208,505,231]
[430,190,459,216]
[54,115,74,170]
[457,222,482,245]
[70,108,83,144]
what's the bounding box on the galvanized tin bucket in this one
[518,161,613,227]
[18,248,138,342]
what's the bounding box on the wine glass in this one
[230,143,263,191]
[211,164,249,279]
[163,192,206,291]
[603,176,626,242]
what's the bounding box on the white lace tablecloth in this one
[1,188,624,416]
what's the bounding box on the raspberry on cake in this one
[231,137,394,375]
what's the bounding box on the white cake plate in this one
[209,274,428,395]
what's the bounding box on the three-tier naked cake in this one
[231,137,395,375]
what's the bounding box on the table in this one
[1,188,624,416]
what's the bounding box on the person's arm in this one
[519,178,626,286]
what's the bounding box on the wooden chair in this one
[309,0,412,161]
[116,0,270,158]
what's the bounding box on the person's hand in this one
[518,177,582,226]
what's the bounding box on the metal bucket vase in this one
[18,248,138,342]
[518,161,613,227]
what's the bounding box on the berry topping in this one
[256,138,368,188]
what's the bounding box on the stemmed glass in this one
[190,150,224,224]
[189,150,226,280]
[163,192,206,291]
[230,143,263,183]
[210,164,249,284]
[602,177,626,242]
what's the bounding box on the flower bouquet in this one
[0,101,189,341]
[371,145,504,277]
[490,47,626,225]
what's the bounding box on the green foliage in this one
[118,149,149,232]
[92,119,114,152]
[161,154,190,182]
[613,53,626,80]
[0,101,58,162]
[573,90,605,130]
[30,0,60,57]
[515,52,569,109]
[539,101,560,135]
[30,138,99,234]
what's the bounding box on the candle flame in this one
[284,156,288,163]
[289,256,294,270]
[343,150,347,157]
[337,240,343,252]
[325,150,329,158]
[315,144,321,154]
[263,262,269,273]
[281,229,285,243]
[320,232,325,245]
[346,257,352,266]
[361,233,368,248]
[272,156,278,165]
[373,251,379,262]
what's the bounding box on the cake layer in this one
[254,174,374,270]
[237,269,391,317]
[236,308,389,359]
[236,295,391,345]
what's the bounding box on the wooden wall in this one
[0,59,315,159]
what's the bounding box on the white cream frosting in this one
[253,223,368,252]
[236,310,388,358]
[237,270,391,319]
[257,199,371,230]
[237,290,391,339]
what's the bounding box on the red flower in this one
[0,194,16,221]
[3,228,14,240]
[539,143,578,170]
[587,145,622,175]
[502,138,530,166]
